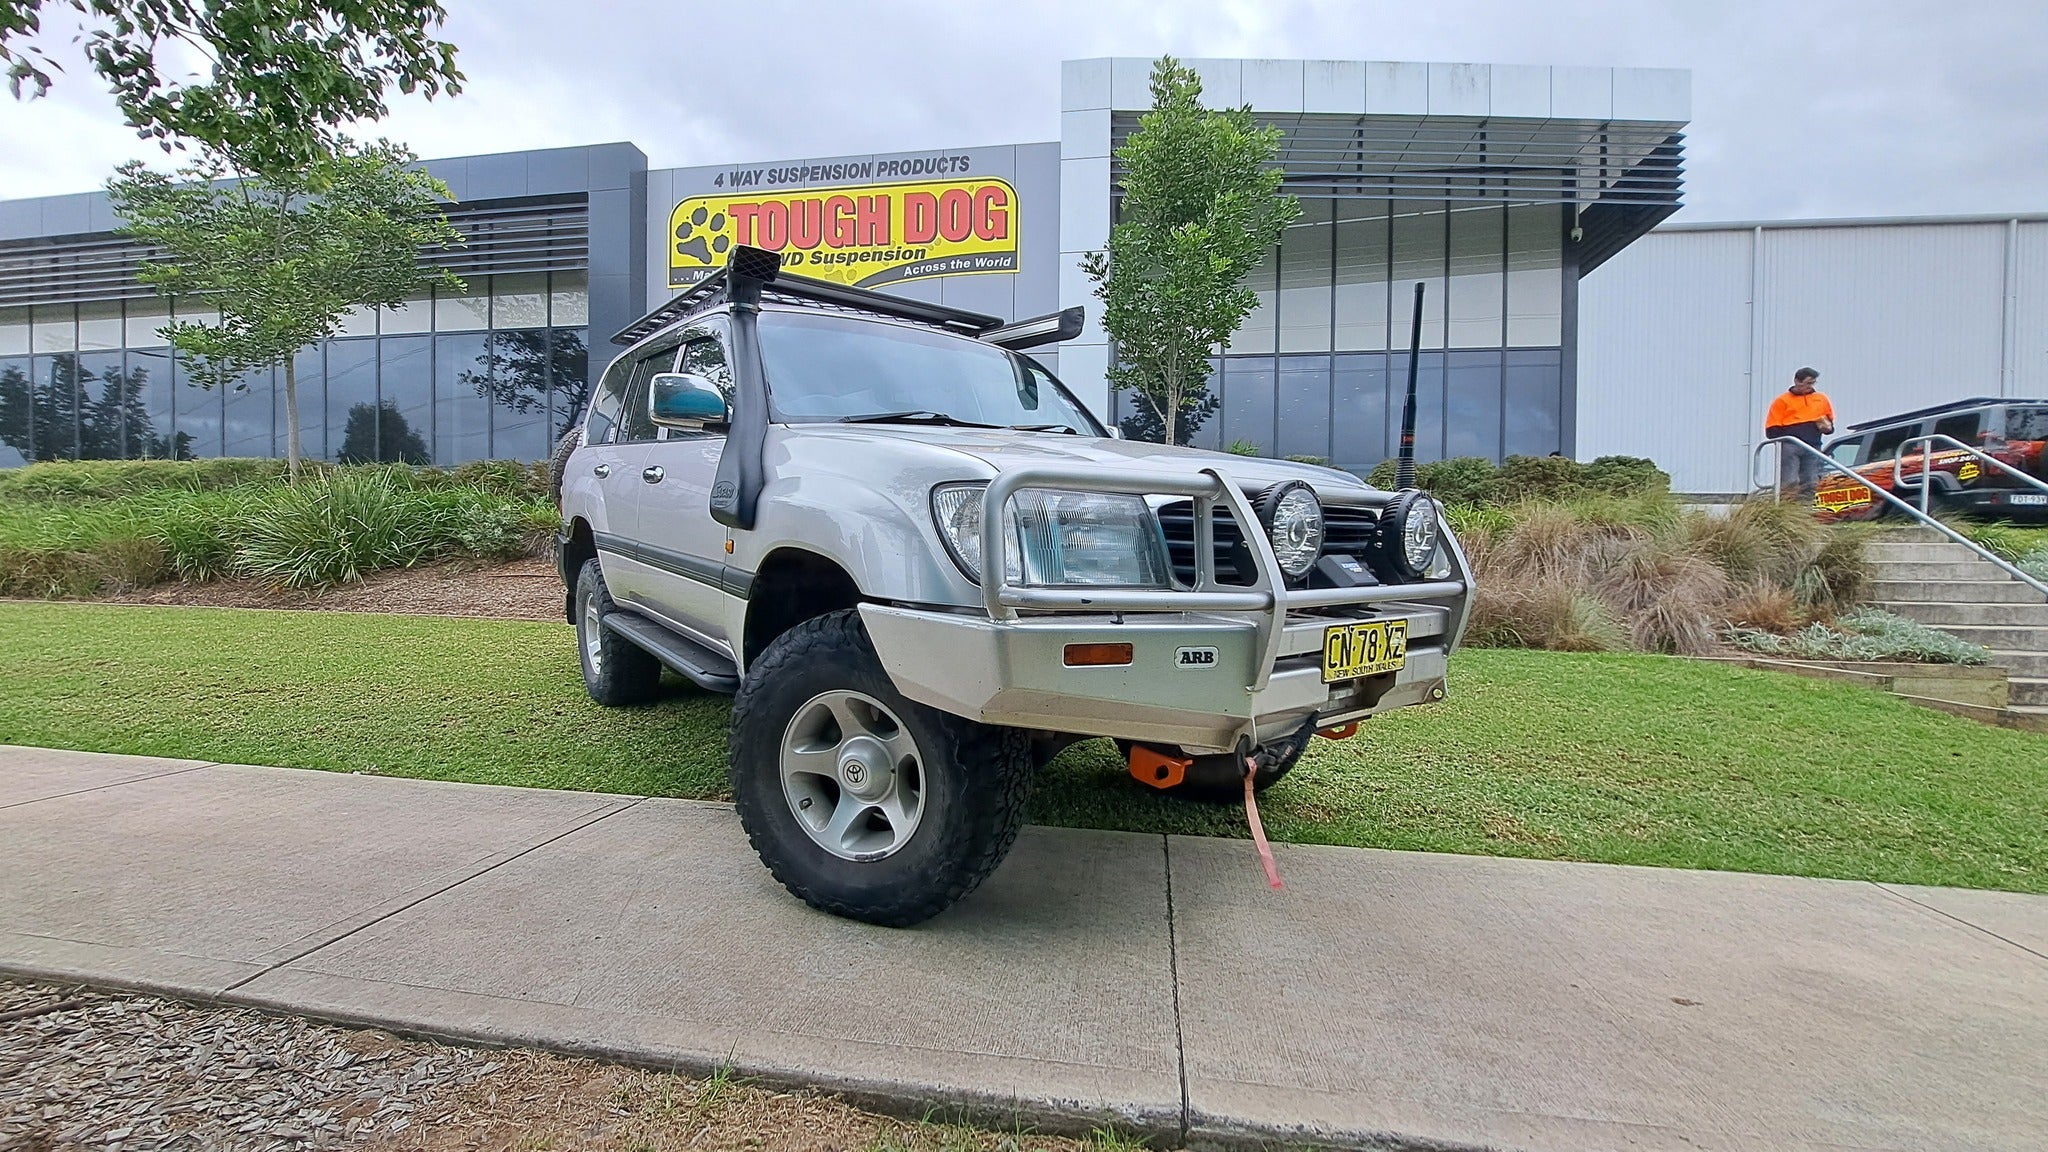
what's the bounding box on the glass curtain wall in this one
[0,271,591,466]
[1122,181,1568,472]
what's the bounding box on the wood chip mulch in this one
[97,559,565,623]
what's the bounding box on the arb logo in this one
[1176,647,1218,668]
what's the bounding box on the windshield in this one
[756,309,1103,434]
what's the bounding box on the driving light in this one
[1375,489,1441,582]
[932,483,1171,588]
[1257,481,1325,580]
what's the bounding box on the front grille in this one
[1155,496,1382,586]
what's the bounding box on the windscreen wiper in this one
[1010,423,1082,434]
[836,411,1005,429]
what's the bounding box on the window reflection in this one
[171,352,220,459]
[76,351,124,459]
[435,333,491,464]
[223,366,273,458]
[1275,354,1332,460]
[325,338,378,462]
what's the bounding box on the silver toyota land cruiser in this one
[555,246,1472,926]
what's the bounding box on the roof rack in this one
[1845,396,2048,433]
[610,252,1006,346]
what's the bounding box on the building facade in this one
[1579,214,2048,494]
[0,57,1692,473]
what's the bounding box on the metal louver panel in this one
[0,195,589,307]
[1111,112,1685,272]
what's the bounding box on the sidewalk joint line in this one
[1875,883,2048,965]
[1162,833,1188,1145]
[220,796,650,994]
[0,759,220,812]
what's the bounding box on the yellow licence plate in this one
[1322,619,1408,684]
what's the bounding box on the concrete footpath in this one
[3,745,2045,1151]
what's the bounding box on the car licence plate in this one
[2010,493,2047,506]
[1322,619,1408,684]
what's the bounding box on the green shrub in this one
[1723,608,1990,665]
[1283,454,1330,467]
[1582,455,1671,498]
[1364,456,1498,506]
[1226,439,1261,457]
[0,458,288,501]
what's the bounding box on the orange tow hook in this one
[1316,722,1359,741]
[1128,745,1192,790]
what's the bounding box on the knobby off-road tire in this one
[547,427,579,510]
[575,559,663,707]
[729,609,1035,927]
[1118,740,1303,803]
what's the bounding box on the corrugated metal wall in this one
[1579,217,2048,493]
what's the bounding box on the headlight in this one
[1256,480,1325,580]
[1374,488,1441,581]
[931,483,1171,588]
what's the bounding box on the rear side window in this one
[617,347,680,443]
[1866,424,1918,462]
[585,358,632,444]
[2007,407,2048,442]
[1829,436,1867,467]
[1932,412,1984,446]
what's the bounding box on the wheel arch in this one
[560,517,599,623]
[743,547,866,669]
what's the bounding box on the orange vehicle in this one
[1814,398,2048,522]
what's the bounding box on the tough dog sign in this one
[668,177,1020,289]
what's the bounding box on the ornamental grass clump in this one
[1456,491,1876,658]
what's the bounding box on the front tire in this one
[575,558,662,707]
[729,610,1034,927]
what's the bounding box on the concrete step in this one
[1935,624,2048,651]
[1876,600,2048,628]
[1867,579,2046,605]
[1865,560,2021,583]
[2007,705,2048,734]
[1990,651,2048,678]
[2010,677,2048,708]
[1865,540,1993,564]
[1877,525,1950,544]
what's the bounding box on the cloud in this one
[0,0,2042,221]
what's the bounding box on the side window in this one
[617,347,679,443]
[1932,412,1983,446]
[2006,407,2048,442]
[1829,436,1866,467]
[1866,424,1917,463]
[586,358,632,445]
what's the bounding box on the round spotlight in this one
[1257,480,1325,580]
[1375,489,1441,581]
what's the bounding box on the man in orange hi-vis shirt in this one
[1764,367,1835,496]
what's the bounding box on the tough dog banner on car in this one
[668,177,1020,289]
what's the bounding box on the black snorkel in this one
[709,245,781,531]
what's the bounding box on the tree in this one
[1080,56,1298,447]
[2,0,461,171]
[106,139,461,478]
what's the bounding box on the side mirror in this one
[1108,425,1125,440]
[650,372,728,427]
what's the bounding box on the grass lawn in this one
[2,601,2043,893]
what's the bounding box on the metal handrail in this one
[1891,433,2048,516]
[1754,437,2048,599]
[977,463,1472,691]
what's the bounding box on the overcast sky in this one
[2,0,2043,223]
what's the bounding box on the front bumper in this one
[861,601,1451,753]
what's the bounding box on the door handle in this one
[642,466,665,484]
[592,463,611,478]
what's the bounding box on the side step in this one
[603,610,741,693]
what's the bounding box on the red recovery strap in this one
[1243,757,1284,890]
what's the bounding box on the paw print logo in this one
[674,202,734,266]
